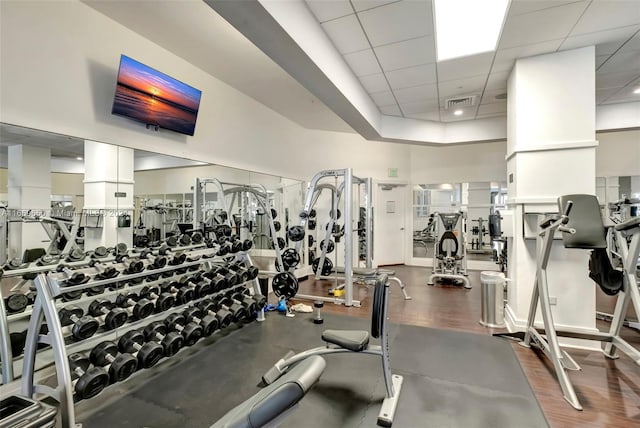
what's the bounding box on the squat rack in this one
[292,168,372,307]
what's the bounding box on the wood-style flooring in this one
[290,266,640,428]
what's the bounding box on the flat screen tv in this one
[112,55,202,136]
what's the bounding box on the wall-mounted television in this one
[112,55,202,136]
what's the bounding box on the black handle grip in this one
[563,200,573,217]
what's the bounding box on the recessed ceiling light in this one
[434,0,510,62]
[76,156,83,161]
[453,110,463,116]
[633,87,640,94]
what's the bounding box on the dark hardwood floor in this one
[290,266,640,428]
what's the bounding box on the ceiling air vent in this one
[444,95,476,110]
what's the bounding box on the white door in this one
[374,184,406,265]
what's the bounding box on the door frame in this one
[373,181,409,267]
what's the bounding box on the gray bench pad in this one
[210,355,326,428]
[615,216,640,232]
[322,330,369,352]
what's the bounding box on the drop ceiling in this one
[307,0,640,122]
[84,0,640,138]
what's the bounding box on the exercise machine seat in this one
[210,356,326,428]
[321,330,370,352]
[558,195,607,249]
[615,216,640,232]
[438,231,459,257]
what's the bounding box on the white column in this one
[83,141,134,251]
[505,47,598,338]
[8,145,51,259]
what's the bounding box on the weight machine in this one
[427,211,470,288]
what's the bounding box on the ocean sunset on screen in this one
[112,55,202,136]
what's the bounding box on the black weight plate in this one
[271,272,298,299]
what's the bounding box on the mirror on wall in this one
[0,122,305,267]
[412,181,507,263]
[596,176,640,221]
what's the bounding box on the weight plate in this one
[271,272,298,299]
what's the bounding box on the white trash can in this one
[479,271,506,328]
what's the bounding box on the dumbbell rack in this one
[16,253,263,428]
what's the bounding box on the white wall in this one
[595,130,640,177]
[0,1,409,183]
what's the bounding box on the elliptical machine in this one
[427,211,470,288]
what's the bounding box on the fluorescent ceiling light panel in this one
[434,0,510,62]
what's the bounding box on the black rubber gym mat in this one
[78,313,547,428]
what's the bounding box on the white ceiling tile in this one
[485,71,510,90]
[437,52,493,82]
[499,2,589,49]
[618,30,640,52]
[351,0,399,13]
[305,0,354,23]
[399,98,440,115]
[561,25,640,54]
[370,90,397,106]
[322,14,370,54]
[393,83,437,104]
[343,49,382,76]
[493,39,564,71]
[480,88,508,105]
[572,0,640,35]
[359,73,391,93]
[596,55,610,68]
[405,110,441,121]
[477,102,507,116]
[386,63,437,89]
[379,104,402,116]
[603,80,640,103]
[508,0,586,16]
[358,0,432,47]
[596,69,640,89]
[438,75,486,98]
[374,36,436,71]
[596,87,623,103]
[598,50,640,74]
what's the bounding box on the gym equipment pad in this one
[77,314,547,428]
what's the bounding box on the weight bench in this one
[332,266,411,300]
[210,355,326,428]
[262,274,403,427]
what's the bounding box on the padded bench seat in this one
[615,216,640,232]
[211,356,326,428]
[322,330,369,352]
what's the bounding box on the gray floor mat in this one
[78,313,547,428]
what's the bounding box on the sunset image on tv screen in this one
[112,55,202,136]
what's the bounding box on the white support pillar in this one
[505,47,599,339]
[8,145,51,259]
[83,141,134,251]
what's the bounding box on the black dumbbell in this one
[90,246,109,258]
[85,283,106,296]
[231,292,259,315]
[115,292,154,320]
[68,353,109,400]
[143,321,184,357]
[116,253,144,274]
[157,243,174,256]
[197,300,233,329]
[159,281,194,305]
[191,232,204,245]
[246,265,259,280]
[164,313,203,346]
[216,242,230,256]
[60,288,83,302]
[59,305,100,340]
[241,239,253,251]
[10,330,27,356]
[65,249,86,262]
[56,264,89,285]
[139,286,175,312]
[202,269,228,292]
[88,298,128,330]
[215,296,248,323]
[179,275,212,298]
[139,249,168,269]
[4,293,29,314]
[88,259,119,280]
[227,264,250,283]
[89,341,138,383]
[118,330,164,369]
[183,307,218,337]
[213,266,238,287]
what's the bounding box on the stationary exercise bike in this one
[427,212,470,288]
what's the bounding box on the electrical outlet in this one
[549,296,557,305]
